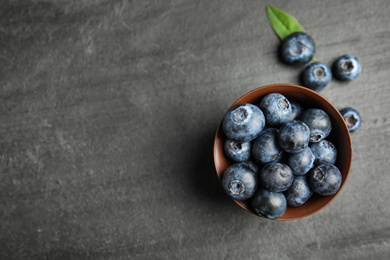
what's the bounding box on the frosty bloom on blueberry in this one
[259,93,292,126]
[224,139,251,162]
[252,189,287,220]
[242,159,261,174]
[302,62,332,91]
[280,32,315,66]
[278,120,311,154]
[259,163,294,192]
[252,128,284,165]
[222,163,258,200]
[339,107,361,132]
[310,140,337,165]
[284,175,313,207]
[333,55,361,81]
[290,101,303,121]
[287,146,315,175]
[222,103,265,142]
[308,164,342,196]
[300,108,332,143]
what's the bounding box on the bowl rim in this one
[213,83,353,221]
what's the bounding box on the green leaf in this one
[266,4,306,41]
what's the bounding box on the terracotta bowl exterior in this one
[213,84,352,220]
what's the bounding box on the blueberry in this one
[222,163,258,200]
[290,101,303,121]
[259,163,294,192]
[278,120,310,154]
[333,55,361,81]
[284,175,313,207]
[222,103,265,142]
[251,189,287,220]
[242,159,261,174]
[224,139,251,162]
[308,164,342,196]
[259,93,292,126]
[339,107,361,132]
[300,109,332,143]
[287,146,315,175]
[252,128,284,165]
[280,32,315,66]
[302,62,332,91]
[310,140,337,166]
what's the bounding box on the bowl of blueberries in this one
[213,84,352,220]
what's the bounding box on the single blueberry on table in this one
[308,163,342,196]
[251,189,287,220]
[302,62,332,91]
[222,103,265,142]
[224,139,251,162]
[259,93,292,126]
[278,120,311,154]
[290,101,303,121]
[284,175,313,207]
[252,128,284,165]
[280,32,316,66]
[339,107,361,132]
[310,140,337,166]
[222,163,258,200]
[333,55,361,81]
[259,163,294,192]
[287,146,315,175]
[300,108,332,143]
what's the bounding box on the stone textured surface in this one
[1,0,390,259]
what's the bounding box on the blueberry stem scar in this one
[233,108,248,122]
[290,41,306,55]
[313,67,325,78]
[342,61,354,71]
[313,168,325,182]
[346,115,358,127]
[230,180,245,194]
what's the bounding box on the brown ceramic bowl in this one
[213,84,352,220]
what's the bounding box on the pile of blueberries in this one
[222,93,342,219]
[220,32,363,220]
[280,32,362,129]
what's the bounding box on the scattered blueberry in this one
[224,139,251,162]
[287,146,315,175]
[259,93,292,126]
[259,163,294,192]
[280,32,316,66]
[252,128,284,165]
[278,120,310,154]
[222,163,258,200]
[300,109,332,143]
[222,103,265,142]
[302,62,332,91]
[251,189,287,220]
[290,101,303,121]
[308,164,342,196]
[339,107,361,132]
[310,140,337,165]
[333,55,361,81]
[284,175,314,207]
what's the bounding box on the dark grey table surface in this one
[1,0,390,259]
